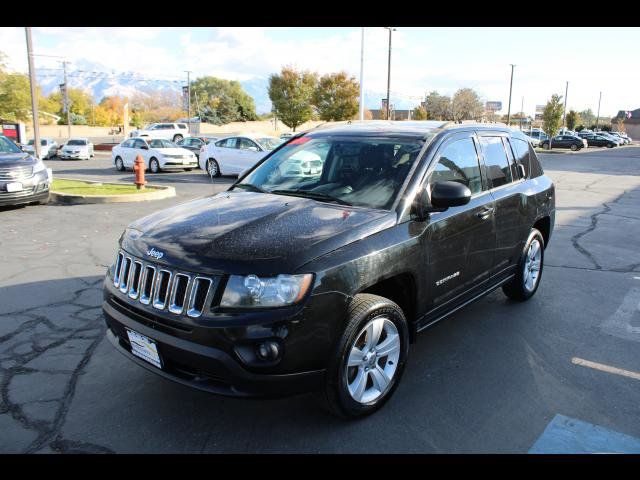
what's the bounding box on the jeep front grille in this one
[112,250,217,318]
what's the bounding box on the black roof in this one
[305,120,527,140]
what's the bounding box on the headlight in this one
[32,160,46,174]
[220,273,313,308]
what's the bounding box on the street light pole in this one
[185,70,192,134]
[596,91,602,130]
[562,81,568,130]
[506,64,515,126]
[384,27,396,121]
[359,27,365,121]
[25,27,41,159]
[63,60,71,139]
[520,96,524,131]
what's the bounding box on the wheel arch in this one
[533,216,551,249]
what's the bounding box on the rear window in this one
[479,136,513,188]
[177,124,188,129]
[67,139,87,146]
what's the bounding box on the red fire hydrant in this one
[133,154,146,190]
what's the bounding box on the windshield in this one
[237,136,425,210]
[149,139,176,149]
[256,137,283,151]
[67,140,87,146]
[0,136,22,153]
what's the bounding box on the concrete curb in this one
[51,177,176,205]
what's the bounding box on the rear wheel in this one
[570,144,578,151]
[502,228,545,301]
[207,158,220,177]
[173,134,183,142]
[115,156,125,171]
[607,143,614,148]
[543,142,550,150]
[149,158,160,173]
[322,294,409,418]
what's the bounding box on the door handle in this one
[476,207,494,219]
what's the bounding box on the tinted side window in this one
[479,136,512,188]
[429,137,483,195]
[510,138,531,178]
[133,139,146,149]
[121,139,134,148]
[238,138,259,150]
[502,138,519,180]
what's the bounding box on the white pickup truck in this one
[129,123,190,142]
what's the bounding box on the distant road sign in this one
[535,113,544,120]
[486,101,502,111]
[535,104,545,113]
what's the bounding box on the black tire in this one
[570,144,578,151]
[607,143,614,148]
[149,158,160,173]
[173,134,183,142]
[37,193,50,205]
[502,228,545,302]
[543,142,550,150]
[115,156,125,171]
[207,158,220,177]
[184,168,193,172]
[322,293,410,419]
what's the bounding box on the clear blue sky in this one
[2,27,638,116]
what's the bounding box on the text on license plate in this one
[126,329,162,369]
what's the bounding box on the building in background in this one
[613,109,639,139]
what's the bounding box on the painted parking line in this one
[571,357,640,381]
[529,414,640,453]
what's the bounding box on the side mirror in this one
[413,181,472,221]
[248,146,259,152]
[141,145,149,150]
[431,181,472,209]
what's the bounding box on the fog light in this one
[256,340,280,361]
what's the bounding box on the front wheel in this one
[115,156,125,171]
[322,294,409,418]
[543,143,550,150]
[607,143,614,148]
[149,158,160,173]
[570,144,578,151]
[173,134,183,142]
[502,228,545,301]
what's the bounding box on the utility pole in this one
[562,81,568,130]
[384,27,396,121]
[520,96,524,130]
[506,64,515,126]
[596,91,602,130]
[25,28,41,159]
[359,27,365,121]
[185,71,192,134]
[62,61,71,139]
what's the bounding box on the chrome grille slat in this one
[128,261,143,299]
[119,257,132,293]
[139,265,156,305]
[0,166,33,181]
[168,274,190,314]
[112,249,216,317]
[152,269,172,310]
[187,277,212,318]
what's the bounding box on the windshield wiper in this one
[270,189,352,206]
[232,183,266,193]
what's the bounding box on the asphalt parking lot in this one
[1,146,640,453]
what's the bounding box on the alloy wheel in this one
[523,238,542,292]
[345,316,401,404]
[208,159,219,177]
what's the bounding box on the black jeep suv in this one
[103,121,555,418]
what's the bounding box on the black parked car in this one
[103,121,555,418]
[541,134,587,151]
[0,135,51,207]
[175,135,219,160]
[580,133,617,148]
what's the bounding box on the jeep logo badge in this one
[146,248,164,260]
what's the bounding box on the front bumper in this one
[103,300,325,397]
[0,170,50,206]
[160,160,198,170]
[60,152,90,160]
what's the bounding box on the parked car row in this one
[20,137,95,160]
[521,127,633,151]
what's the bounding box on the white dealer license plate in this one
[6,182,23,192]
[126,329,162,369]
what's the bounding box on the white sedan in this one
[111,137,198,173]
[60,138,94,160]
[199,134,282,177]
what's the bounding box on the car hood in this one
[121,191,395,275]
[0,152,38,168]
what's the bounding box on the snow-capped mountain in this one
[36,60,418,115]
